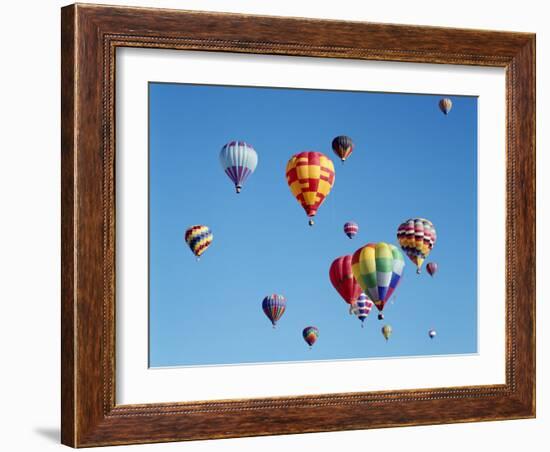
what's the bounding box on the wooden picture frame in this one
[61,3,535,447]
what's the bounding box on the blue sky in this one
[148,82,478,367]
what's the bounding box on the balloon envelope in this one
[286,151,335,225]
[184,225,213,258]
[343,221,359,239]
[426,262,438,276]
[219,141,258,193]
[329,255,362,306]
[351,293,374,325]
[351,242,405,312]
[331,135,354,162]
[262,294,286,327]
[439,98,452,115]
[303,326,319,347]
[397,218,437,273]
[382,324,393,341]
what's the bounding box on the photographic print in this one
[148,83,478,368]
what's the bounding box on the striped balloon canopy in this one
[262,294,286,328]
[331,135,354,162]
[219,141,258,193]
[351,293,374,327]
[184,225,213,259]
[302,326,319,348]
[343,221,359,239]
[286,151,335,226]
[397,218,437,274]
[351,242,405,313]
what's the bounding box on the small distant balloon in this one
[262,294,286,328]
[184,225,213,259]
[381,324,393,341]
[351,293,374,327]
[439,98,453,115]
[219,141,258,193]
[426,262,438,277]
[331,135,355,162]
[429,329,437,339]
[343,221,359,239]
[303,326,319,348]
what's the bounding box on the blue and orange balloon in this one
[184,225,213,260]
[262,294,286,328]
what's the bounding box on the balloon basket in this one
[308,219,315,226]
[235,186,241,194]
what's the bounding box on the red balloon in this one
[329,255,362,305]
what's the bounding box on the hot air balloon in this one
[219,141,258,193]
[429,329,437,339]
[426,262,438,277]
[351,243,405,316]
[351,293,374,327]
[303,326,319,348]
[343,221,359,239]
[397,218,437,274]
[329,255,362,313]
[262,294,286,328]
[382,324,392,341]
[286,151,335,226]
[331,135,354,162]
[439,98,452,115]
[184,225,213,260]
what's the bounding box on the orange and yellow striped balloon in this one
[285,151,335,226]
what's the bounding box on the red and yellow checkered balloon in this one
[286,151,335,225]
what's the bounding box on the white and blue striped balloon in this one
[219,141,258,193]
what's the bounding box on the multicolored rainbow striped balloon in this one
[286,151,335,226]
[351,293,374,327]
[302,326,319,348]
[343,221,359,239]
[262,294,286,328]
[397,218,437,274]
[351,242,405,314]
[184,225,213,259]
[219,141,258,193]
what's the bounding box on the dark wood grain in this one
[61,3,536,447]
